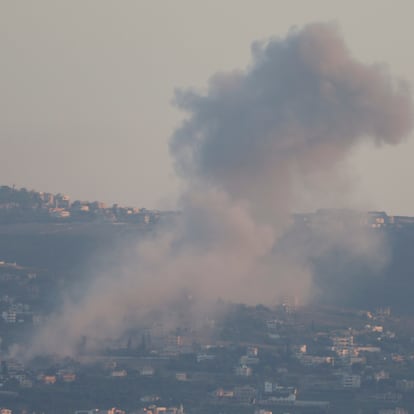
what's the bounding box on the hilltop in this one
[1,186,414,314]
[0,185,177,225]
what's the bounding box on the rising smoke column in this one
[28,22,413,357]
[171,22,412,220]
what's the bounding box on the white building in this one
[1,311,16,323]
[264,381,273,393]
[342,374,361,389]
[235,364,252,377]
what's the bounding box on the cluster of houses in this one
[294,209,414,230]
[0,186,167,224]
[0,262,42,327]
[73,406,184,414]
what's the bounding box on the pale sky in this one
[1,1,414,214]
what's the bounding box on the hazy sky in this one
[1,1,414,214]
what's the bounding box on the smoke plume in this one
[28,22,412,357]
[171,22,411,219]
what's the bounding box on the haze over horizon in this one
[1,1,414,215]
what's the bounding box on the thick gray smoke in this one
[27,22,412,357]
[171,22,411,220]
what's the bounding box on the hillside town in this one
[2,186,414,233]
[0,186,174,225]
[1,187,414,413]
[1,256,414,413]
[0,280,414,414]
